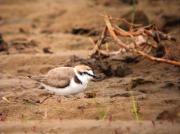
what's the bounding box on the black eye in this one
[83,72,89,75]
[78,71,83,75]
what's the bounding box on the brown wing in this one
[42,67,75,88]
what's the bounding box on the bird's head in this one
[74,65,97,81]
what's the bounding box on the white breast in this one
[41,78,87,96]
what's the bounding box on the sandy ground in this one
[1,120,180,134]
[0,0,180,133]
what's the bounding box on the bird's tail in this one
[27,75,45,82]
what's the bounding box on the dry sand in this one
[0,0,180,133]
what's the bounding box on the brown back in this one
[42,67,75,88]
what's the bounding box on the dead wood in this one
[90,15,180,66]
[66,15,179,79]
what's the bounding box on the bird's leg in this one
[64,95,74,98]
[55,95,70,103]
[56,95,62,103]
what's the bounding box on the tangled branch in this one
[91,15,180,66]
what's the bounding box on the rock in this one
[161,15,180,32]
[156,106,180,122]
[152,14,180,32]
[153,45,166,58]
[163,81,175,88]
[138,88,153,94]
[19,27,29,34]
[162,81,179,90]
[136,94,147,100]
[77,105,86,110]
[71,27,89,35]
[110,92,130,98]
[164,99,178,104]
[113,65,132,77]
[43,47,53,54]
[104,90,143,98]
[71,27,98,36]
[121,56,139,64]
[119,0,138,5]
[100,63,133,77]
[159,15,180,32]
[97,0,138,6]
[85,92,96,98]
[131,10,149,25]
[40,29,54,34]
[163,42,180,61]
[0,33,8,52]
[99,63,113,76]
[8,38,38,54]
[130,78,155,88]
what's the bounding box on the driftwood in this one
[90,15,180,66]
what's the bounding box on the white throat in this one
[74,68,91,85]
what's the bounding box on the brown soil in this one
[0,0,180,133]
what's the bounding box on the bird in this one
[28,65,96,96]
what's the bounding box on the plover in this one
[29,65,96,96]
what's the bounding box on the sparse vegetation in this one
[0,0,180,133]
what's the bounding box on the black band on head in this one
[84,72,96,78]
[78,71,96,78]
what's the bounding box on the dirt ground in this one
[0,0,180,133]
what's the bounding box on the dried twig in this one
[97,27,107,49]
[90,15,180,66]
[2,97,11,103]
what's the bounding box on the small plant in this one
[94,98,109,120]
[97,108,107,119]
[130,91,140,121]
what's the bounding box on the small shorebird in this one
[29,65,96,96]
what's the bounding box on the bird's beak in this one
[84,71,99,81]
[91,74,100,82]
[92,74,98,79]
[87,73,97,79]
[84,71,97,79]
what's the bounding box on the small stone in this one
[119,0,138,5]
[0,33,8,52]
[85,92,96,98]
[43,47,53,54]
